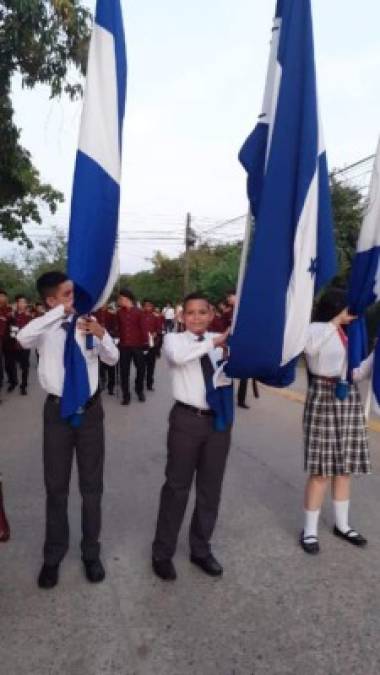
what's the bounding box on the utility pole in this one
[184,212,196,296]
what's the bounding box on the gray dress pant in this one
[153,403,231,560]
[43,395,105,565]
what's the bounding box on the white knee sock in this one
[333,499,356,535]
[303,509,320,540]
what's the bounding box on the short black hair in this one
[183,292,210,310]
[313,288,347,323]
[119,288,136,303]
[37,271,68,301]
[226,289,236,296]
[15,294,28,302]
[142,298,154,305]
[0,289,8,296]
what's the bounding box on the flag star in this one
[308,257,318,277]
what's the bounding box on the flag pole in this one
[231,207,252,335]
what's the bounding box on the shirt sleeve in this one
[164,333,214,366]
[17,305,65,349]
[97,331,119,366]
[352,352,374,382]
[304,322,337,357]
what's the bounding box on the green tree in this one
[0,0,91,246]
[0,258,29,297]
[330,177,364,284]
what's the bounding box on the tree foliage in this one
[0,0,91,245]
[331,177,364,284]
[0,228,67,299]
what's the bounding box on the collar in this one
[186,330,209,342]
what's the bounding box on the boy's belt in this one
[175,401,214,417]
[47,390,100,408]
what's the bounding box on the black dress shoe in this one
[38,563,59,589]
[190,553,223,577]
[147,386,155,392]
[299,531,320,555]
[137,393,146,402]
[333,526,367,547]
[108,389,114,396]
[152,558,177,581]
[121,394,131,406]
[237,402,250,409]
[83,558,106,583]
[7,384,16,393]
[20,386,27,396]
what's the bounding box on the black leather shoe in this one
[20,386,27,396]
[38,563,59,589]
[237,402,250,409]
[83,558,106,583]
[333,526,367,547]
[108,389,114,396]
[190,553,223,577]
[137,393,146,402]
[121,394,131,406]
[299,531,320,555]
[147,386,155,392]
[152,558,177,581]
[7,384,16,393]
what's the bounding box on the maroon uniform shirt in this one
[117,307,147,348]
[209,315,225,333]
[141,311,160,347]
[94,308,118,338]
[6,312,31,351]
[0,305,12,344]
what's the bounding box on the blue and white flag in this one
[62,0,127,421]
[348,140,380,407]
[227,0,336,384]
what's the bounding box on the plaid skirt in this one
[303,377,371,476]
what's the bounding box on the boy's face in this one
[226,294,236,307]
[46,280,74,310]
[16,298,27,312]
[183,299,212,335]
[118,295,133,309]
[0,293,8,307]
[143,302,154,313]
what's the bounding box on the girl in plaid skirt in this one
[300,289,374,555]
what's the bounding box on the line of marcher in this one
[0,276,374,586]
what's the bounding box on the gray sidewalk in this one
[1,362,380,675]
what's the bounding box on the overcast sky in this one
[5,0,380,272]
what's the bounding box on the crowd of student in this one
[0,275,374,588]
[0,288,255,408]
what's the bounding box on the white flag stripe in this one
[94,246,120,311]
[79,24,120,184]
[281,168,319,365]
[357,139,380,252]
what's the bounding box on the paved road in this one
[1,360,380,675]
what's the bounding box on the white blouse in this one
[305,322,374,381]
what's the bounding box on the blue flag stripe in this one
[227,0,336,383]
[67,151,120,314]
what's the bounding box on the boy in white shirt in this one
[152,292,231,581]
[18,271,119,589]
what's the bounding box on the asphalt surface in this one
[1,359,380,675]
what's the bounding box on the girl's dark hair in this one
[313,288,347,323]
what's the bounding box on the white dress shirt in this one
[305,322,373,381]
[164,330,223,409]
[163,307,175,320]
[17,304,119,396]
